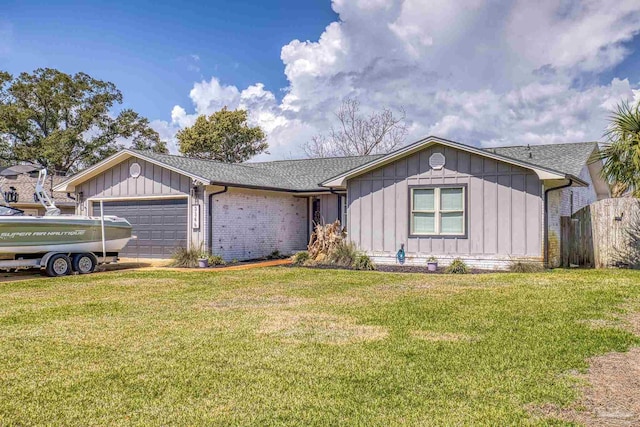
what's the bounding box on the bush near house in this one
[208,255,226,266]
[169,245,202,268]
[292,251,310,265]
[445,258,469,274]
[353,254,376,270]
[304,221,376,270]
[509,260,545,273]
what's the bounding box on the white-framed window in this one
[410,186,466,236]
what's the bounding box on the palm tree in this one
[601,100,640,197]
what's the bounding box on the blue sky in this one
[2,1,640,159]
[1,0,337,120]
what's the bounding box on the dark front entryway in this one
[93,198,188,258]
[312,198,321,225]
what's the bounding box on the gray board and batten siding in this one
[346,144,543,268]
[76,157,192,212]
[75,157,205,258]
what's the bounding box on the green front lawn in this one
[1,268,639,425]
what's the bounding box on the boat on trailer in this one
[0,169,133,276]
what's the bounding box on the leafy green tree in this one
[177,108,267,162]
[0,68,167,175]
[601,100,640,197]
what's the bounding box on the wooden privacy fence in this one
[561,198,640,268]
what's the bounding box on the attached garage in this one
[93,198,188,259]
[54,148,365,262]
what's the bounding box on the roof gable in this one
[321,136,586,188]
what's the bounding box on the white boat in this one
[0,169,133,275]
[0,210,132,257]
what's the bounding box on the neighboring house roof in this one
[485,142,598,178]
[322,136,590,188]
[0,163,41,177]
[0,174,75,206]
[55,136,602,193]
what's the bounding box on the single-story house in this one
[54,136,609,268]
[0,164,75,216]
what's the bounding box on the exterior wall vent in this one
[429,153,446,170]
[130,162,141,178]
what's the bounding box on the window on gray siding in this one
[410,187,465,236]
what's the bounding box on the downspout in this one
[543,179,573,267]
[208,186,228,255]
[330,188,341,222]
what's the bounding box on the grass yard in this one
[1,268,640,425]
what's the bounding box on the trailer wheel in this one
[45,254,72,277]
[72,253,97,274]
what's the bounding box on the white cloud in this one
[156,0,640,160]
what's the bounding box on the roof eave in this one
[206,181,333,194]
[565,174,589,187]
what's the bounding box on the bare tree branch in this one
[304,97,408,158]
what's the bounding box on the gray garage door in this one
[94,198,188,259]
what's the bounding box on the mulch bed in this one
[208,257,289,269]
[288,263,503,274]
[376,264,502,274]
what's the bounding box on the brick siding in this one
[546,165,598,267]
[210,188,308,261]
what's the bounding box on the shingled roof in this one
[132,141,598,190]
[131,150,381,192]
[485,142,598,177]
[56,139,601,193]
[0,174,74,206]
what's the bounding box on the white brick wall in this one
[369,253,543,270]
[547,165,598,267]
[210,188,308,261]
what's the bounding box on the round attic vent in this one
[429,153,446,170]
[130,162,141,178]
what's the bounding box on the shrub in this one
[268,250,283,260]
[292,251,310,265]
[508,260,544,273]
[308,220,345,261]
[208,255,226,266]
[445,258,469,274]
[328,241,358,267]
[169,245,201,268]
[353,254,376,271]
[302,258,318,267]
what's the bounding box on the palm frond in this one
[600,99,640,196]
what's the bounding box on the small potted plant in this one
[197,251,209,268]
[427,256,438,272]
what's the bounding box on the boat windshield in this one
[0,205,24,216]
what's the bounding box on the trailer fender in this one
[39,252,70,268]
